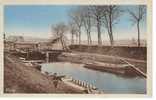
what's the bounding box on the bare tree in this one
[4,33,6,43]
[89,6,107,46]
[127,5,146,47]
[4,33,6,40]
[103,5,122,46]
[52,22,69,50]
[69,7,83,45]
[69,22,78,45]
[82,7,92,45]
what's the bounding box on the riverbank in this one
[4,53,85,93]
[41,62,146,94]
[6,48,147,78]
[69,45,147,60]
[4,51,146,93]
[58,51,147,76]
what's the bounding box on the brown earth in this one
[58,51,146,72]
[69,45,147,60]
[4,53,84,93]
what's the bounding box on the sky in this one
[4,5,147,41]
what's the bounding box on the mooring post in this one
[76,80,79,84]
[82,81,85,87]
[86,83,89,88]
[46,52,49,63]
[84,83,87,88]
[77,80,80,85]
[26,49,29,60]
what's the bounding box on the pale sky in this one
[4,5,147,41]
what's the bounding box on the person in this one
[53,73,59,88]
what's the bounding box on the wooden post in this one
[26,49,29,60]
[46,52,49,63]
[82,82,84,87]
[84,83,87,88]
[78,80,80,85]
[76,80,78,84]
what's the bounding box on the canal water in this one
[41,62,146,94]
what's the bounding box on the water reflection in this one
[41,62,146,94]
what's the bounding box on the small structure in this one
[14,42,39,51]
[38,36,70,62]
[38,36,69,51]
[4,41,39,51]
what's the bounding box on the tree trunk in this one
[137,21,140,47]
[88,14,92,45]
[60,37,65,50]
[60,35,68,51]
[109,32,114,46]
[71,32,74,45]
[86,29,92,45]
[97,18,102,46]
[109,12,114,46]
[88,31,92,45]
[87,31,89,45]
[78,29,81,45]
[76,35,78,44]
[108,32,113,46]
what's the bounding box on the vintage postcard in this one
[0,0,152,97]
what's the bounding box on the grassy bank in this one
[69,45,147,60]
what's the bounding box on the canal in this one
[41,62,146,94]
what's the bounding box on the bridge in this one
[40,49,66,62]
